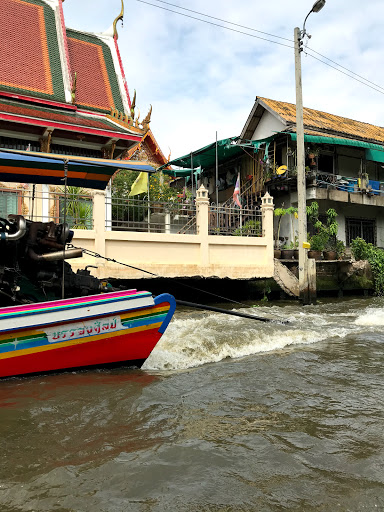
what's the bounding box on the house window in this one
[346,217,376,246]
[0,190,20,218]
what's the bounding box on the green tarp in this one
[164,132,384,173]
[288,132,384,151]
[162,167,202,178]
[365,149,384,163]
[165,137,242,169]
[164,135,278,170]
[287,132,384,164]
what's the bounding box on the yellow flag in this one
[129,172,148,196]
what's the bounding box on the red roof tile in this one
[0,0,53,96]
[67,36,115,112]
[0,100,132,134]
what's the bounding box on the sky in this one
[62,0,384,160]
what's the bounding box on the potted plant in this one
[273,206,287,258]
[322,208,339,260]
[293,235,299,260]
[306,145,320,168]
[336,239,346,260]
[286,207,298,257]
[281,242,295,260]
[308,232,326,260]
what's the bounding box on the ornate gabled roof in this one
[0,97,142,141]
[0,0,168,162]
[0,0,131,114]
[0,0,70,102]
[66,28,128,114]
[124,130,169,167]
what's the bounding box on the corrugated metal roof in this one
[259,97,384,145]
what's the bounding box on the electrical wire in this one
[146,0,293,43]
[305,52,384,97]
[306,46,384,93]
[134,0,294,49]
[134,0,384,98]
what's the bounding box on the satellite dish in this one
[276,165,287,175]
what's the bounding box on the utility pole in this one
[294,0,325,304]
[294,26,310,304]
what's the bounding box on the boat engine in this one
[0,215,109,305]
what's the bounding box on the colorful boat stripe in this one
[0,290,152,320]
[0,322,163,361]
[0,304,170,358]
[0,304,170,345]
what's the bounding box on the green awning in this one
[288,132,384,151]
[166,137,242,169]
[165,135,278,170]
[287,132,384,163]
[365,148,384,163]
[162,168,197,178]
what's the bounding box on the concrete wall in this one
[70,188,275,281]
[274,187,384,247]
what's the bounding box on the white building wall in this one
[253,111,285,141]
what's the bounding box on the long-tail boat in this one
[0,149,176,378]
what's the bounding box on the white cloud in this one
[63,0,384,157]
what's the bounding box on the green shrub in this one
[233,220,262,237]
[351,237,384,295]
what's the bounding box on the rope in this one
[68,244,261,309]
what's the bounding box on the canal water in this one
[1,297,384,511]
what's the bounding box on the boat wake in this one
[143,299,384,371]
[355,307,384,326]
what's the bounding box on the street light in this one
[312,0,326,13]
[294,0,326,304]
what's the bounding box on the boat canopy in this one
[0,149,156,190]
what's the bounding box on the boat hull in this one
[0,291,176,378]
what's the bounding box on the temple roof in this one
[0,0,69,102]
[0,0,130,114]
[0,0,166,162]
[66,29,127,114]
[0,97,140,138]
[124,130,169,167]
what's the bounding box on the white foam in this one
[142,309,353,371]
[355,308,384,326]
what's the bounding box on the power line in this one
[134,0,294,49]
[147,0,293,43]
[134,0,384,97]
[305,52,384,96]
[306,47,384,93]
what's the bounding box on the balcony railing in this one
[314,172,382,195]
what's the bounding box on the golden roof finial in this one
[141,105,153,131]
[130,89,136,119]
[113,0,124,39]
